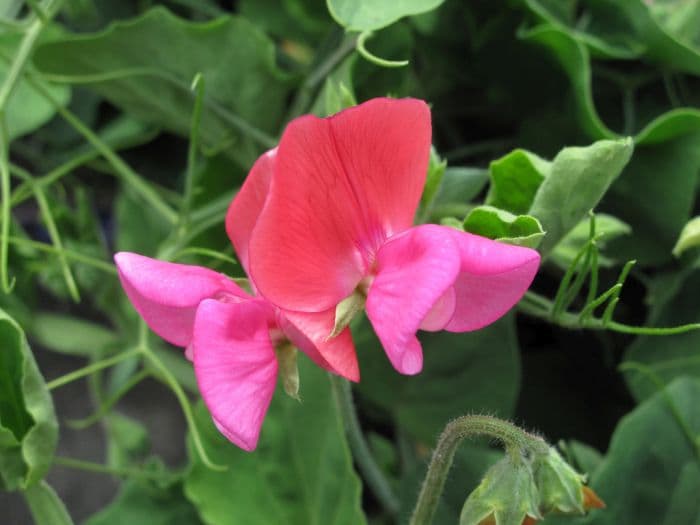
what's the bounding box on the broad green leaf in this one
[355,314,520,443]
[579,378,700,525]
[86,479,201,525]
[33,7,291,165]
[529,138,633,255]
[463,206,545,249]
[0,36,71,140]
[661,462,700,525]
[519,25,617,140]
[673,216,700,257]
[23,480,74,525]
[184,359,366,525]
[431,167,489,220]
[649,0,700,49]
[240,0,333,45]
[486,149,550,215]
[550,214,631,270]
[0,309,57,490]
[420,147,447,214]
[623,269,700,401]
[604,132,700,265]
[327,0,446,31]
[31,313,118,357]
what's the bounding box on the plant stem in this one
[53,456,168,480]
[410,415,548,525]
[519,291,700,336]
[47,348,141,390]
[329,374,400,517]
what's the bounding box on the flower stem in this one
[53,456,169,481]
[409,415,548,525]
[47,348,141,390]
[329,374,400,517]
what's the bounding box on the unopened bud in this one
[276,343,300,400]
[460,456,542,525]
[329,289,366,339]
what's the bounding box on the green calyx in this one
[328,288,366,339]
[460,455,542,525]
[275,343,300,401]
[532,447,586,515]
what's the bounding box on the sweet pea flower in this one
[114,183,357,450]
[240,97,541,376]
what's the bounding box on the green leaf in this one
[0,35,71,140]
[86,479,201,525]
[519,25,617,140]
[463,206,545,249]
[0,309,57,490]
[105,413,150,470]
[31,313,118,357]
[356,314,520,443]
[184,358,366,525]
[327,0,446,31]
[33,7,290,165]
[23,480,74,525]
[529,138,634,255]
[661,462,700,525]
[431,167,489,220]
[673,216,700,257]
[486,149,550,215]
[604,132,700,265]
[581,378,700,525]
[550,214,631,270]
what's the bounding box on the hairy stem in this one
[410,415,548,525]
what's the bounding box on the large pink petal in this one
[249,98,432,313]
[444,230,540,332]
[280,309,360,382]
[193,299,278,451]
[365,225,460,375]
[226,149,275,275]
[114,252,248,347]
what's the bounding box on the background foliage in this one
[1,0,699,523]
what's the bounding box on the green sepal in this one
[276,344,300,401]
[460,456,542,525]
[532,447,586,515]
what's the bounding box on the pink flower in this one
[115,159,358,451]
[240,97,541,376]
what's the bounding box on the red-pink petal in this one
[193,299,278,451]
[114,252,247,347]
[444,230,540,332]
[365,225,461,375]
[249,98,432,313]
[281,309,360,382]
[226,149,276,275]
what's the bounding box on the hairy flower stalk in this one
[409,415,604,525]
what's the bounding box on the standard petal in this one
[226,149,276,275]
[114,252,247,347]
[280,309,360,382]
[249,97,432,312]
[444,230,540,332]
[365,225,460,375]
[193,299,278,451]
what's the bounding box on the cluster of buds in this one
[460,447,605,525]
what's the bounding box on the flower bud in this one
[275,343,300,400]
[531,447,604,515]
[460,456,542,525]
